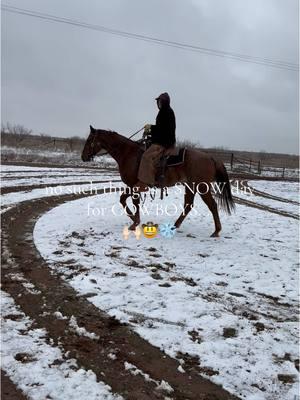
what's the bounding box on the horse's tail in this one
[214,160,235,215]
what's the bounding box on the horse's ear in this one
[90,125,95,133]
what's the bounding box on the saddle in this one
[156,147,186,187]
[137,137,186,197]
[140,134,186,166]
[166,147,186,167]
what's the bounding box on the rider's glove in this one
[144,124,152,134]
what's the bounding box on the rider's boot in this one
[156,156,167,187]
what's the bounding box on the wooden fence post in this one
[230,153,234,170]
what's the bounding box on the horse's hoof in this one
[210,232,220,238]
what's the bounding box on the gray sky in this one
[2,0,299,154]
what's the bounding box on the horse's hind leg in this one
[200,191,222,237]
[129,195,140,230]
[174,187,195,229]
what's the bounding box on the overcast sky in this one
[2,0,299,154]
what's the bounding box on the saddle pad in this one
[167,148,186,167]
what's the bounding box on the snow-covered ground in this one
[259,167,299,179]
[1,145,79,159]
[1,164,119,188]
[33,186,299,400]
[1,146,118,168]
[250,181,299,203]
[1,165,120,208]
[1,165,84,172]
[1,174,119,188]
[233,181,299,215]
[0,165,115,175]
[0,181,119,208]
[2,164,299,399]
[1,290,123,400]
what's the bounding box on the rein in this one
[91,126,144,158]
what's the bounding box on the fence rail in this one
[228,153,295,178]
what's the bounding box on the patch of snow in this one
[69,315,99,340]
[53,311,68,320]
[156,380,174,394]
[250,180,299,203]
[21,281,41,295]
[6,273,41,295]
[1,173,118,188]
[124,362,173,393]
[107,353,117,360]
[233,181,299,214]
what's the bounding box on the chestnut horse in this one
[81,126,235,236]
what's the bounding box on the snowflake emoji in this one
[159,222,176,239]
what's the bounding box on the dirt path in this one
[1,192,238,400]
[1,370,28,400]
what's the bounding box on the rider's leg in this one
[135,144,164,190]
[156,153,167,186]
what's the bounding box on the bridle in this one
[88,126,145,159]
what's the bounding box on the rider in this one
[135,92,176,191]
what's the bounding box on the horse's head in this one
[81,125,106,161]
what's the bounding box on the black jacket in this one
[151,94,176,148]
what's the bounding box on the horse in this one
[81,126,235,237]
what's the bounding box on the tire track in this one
[232,180,299,220]
[1,191,238,400]
[233,196,299,220]
[243,180,299,206]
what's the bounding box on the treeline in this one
[1,123,85,153]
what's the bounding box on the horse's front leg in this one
[120,191,135,224]
[129,195,141,231]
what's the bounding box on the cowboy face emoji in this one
[142,222,158,238]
